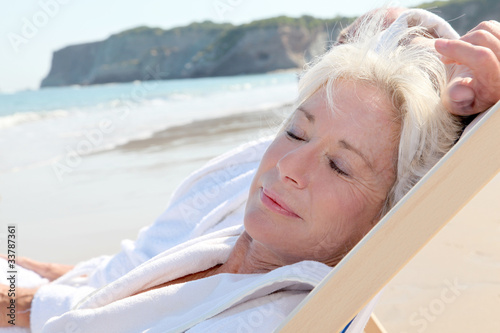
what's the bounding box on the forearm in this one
[0,286,37,328]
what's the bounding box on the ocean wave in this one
[0,109,70,129]
[110,103,290,152]
[0,102,291,174]
[1,73,298,173]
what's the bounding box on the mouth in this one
[260,188,301,219]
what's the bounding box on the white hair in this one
[292,13,461,216]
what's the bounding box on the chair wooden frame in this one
[365,314,387,333]
[277,100,500,332]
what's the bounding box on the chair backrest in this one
[277,100,500,332]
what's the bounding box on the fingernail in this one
[435,39,449,50]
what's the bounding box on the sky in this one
[0,0,434,92]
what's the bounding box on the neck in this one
[216,231,286,275]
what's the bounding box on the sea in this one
[0,72,298,263]
[0,72,298,173]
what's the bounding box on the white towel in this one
[42,258,332,333]
[375,8,459,53]
[30,137,273,331]
[27,134,382,332]
[86,136,274,288]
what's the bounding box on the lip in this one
[260,188,301,219]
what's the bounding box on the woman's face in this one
[244,81,400,266]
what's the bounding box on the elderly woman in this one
[2,10,500,333]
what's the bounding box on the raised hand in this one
[436,20,500,115]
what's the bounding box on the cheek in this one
[320,180,366,217]
[251,135,294,186]
[256,136,287,173]
[249,141,279,189]
[312,179,382,237]
[304,180,377,263]
[350,182,388,226]
[245,138,288,227]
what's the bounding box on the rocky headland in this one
[41,0,499,87]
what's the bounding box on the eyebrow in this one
[297,107,315,122]
[339,140,374,171]
[298,106,374,171]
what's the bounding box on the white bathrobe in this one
[0,137,376,332]
[38,229,334,332]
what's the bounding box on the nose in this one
[276,145,313,189]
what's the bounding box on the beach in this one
[1,73,499,332]
[0,73,298,263]
[0,105,289,264]
[375,171,500,332]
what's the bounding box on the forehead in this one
[301,82,396,127]
[299,82,399,172]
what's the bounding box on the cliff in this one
[419,0,500,35]
[41,16,349,87]
[41,0,499,87]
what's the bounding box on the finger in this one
[443,79,477,116]
[435,40,456,64]
[439,54,459,65]
[460,30,500,62]
[437,21,500,64]
[466,20,500,39]
[435,39,500,74]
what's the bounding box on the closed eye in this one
[329,159,349,177]
[286,130,304,141]
[287,129,349,177]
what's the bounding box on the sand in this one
[0,107,287,264]
[374,171,500,332]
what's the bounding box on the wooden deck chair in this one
[277,99,500,332]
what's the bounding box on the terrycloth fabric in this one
[392,8,459,39]
[375,8,459,53]
[24,136,378,333]
[40,229,333,332]
[35,227,377,333]
[85,136,272,288]
[30,137,272,331]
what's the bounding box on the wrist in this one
[16,287,37,328]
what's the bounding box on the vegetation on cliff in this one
[42,0,499,87]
